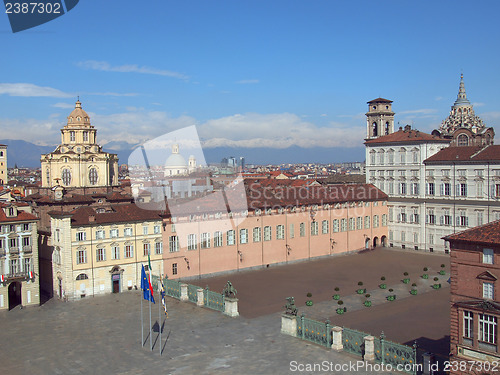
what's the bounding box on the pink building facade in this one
[162,182,388,279]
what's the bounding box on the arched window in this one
[458,134,469,146]
[76,273,89,280]
[372,122,378,137]
[61,168,71,186]
[89,167,98,185]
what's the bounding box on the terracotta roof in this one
[367,98,393,104]
[321,174,366,185]
[365,128,449,145]
[51,203,163,226]
[0,204,38,223]
[443,220,500,246]
[425,145,500,163]
[244,181,387,210]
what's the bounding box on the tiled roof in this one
[365,128,449,145]
[367,98,393,104]
[244,181,387,210]
[425,145,500,163]
[51,203,163,226]
[321,174,366,185]
[443,220,500,246]
[0,204,38,223]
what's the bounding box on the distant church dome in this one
[165,143,190,176]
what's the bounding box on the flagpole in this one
[158,276,161,356]
[149,285,152,351]
[141,286,144,347]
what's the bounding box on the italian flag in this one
[147,253,154,298]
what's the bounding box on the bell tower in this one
[365,98,395,140]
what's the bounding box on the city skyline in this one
[1,1,500,164]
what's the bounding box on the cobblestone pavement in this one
[1,292,403,375]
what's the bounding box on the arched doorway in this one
[8,282,22,310]
[110,266,122,293]
[381,235,387,247]
[365,237,371,249]
[373,237,379,248]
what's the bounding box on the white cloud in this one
[0,117,60,144]
[235,79,259,84]
[435,96,444,101]
[198,113,364,149]
[4,109,366,151]
[52,102,74,109]
[76,60,189,80]
[398,109,437,115]
[0,83,72,98]
[472,102,485,107]
[88,92,139,97]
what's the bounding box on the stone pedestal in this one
[364,336,375,361]
[281,313,297,337]
[180,283,188,302]
[331,326,343,351]
[224,297,239,317]
[196,288,204,307]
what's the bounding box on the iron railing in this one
[203,286,225,312]
[297,314,331,348]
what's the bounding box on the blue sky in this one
[1,1,500,163]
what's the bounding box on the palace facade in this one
[365,75,500,253]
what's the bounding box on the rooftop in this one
[443,219,500,246]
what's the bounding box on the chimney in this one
[404,124,411,132]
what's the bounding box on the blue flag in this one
[141,265,155,304]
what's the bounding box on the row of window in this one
[76,242,163,264]
[390,207,500,228]
[463,310,497,346]
[76,225,161,241]
[166,216,387,252]
[60,166,99,186]
[68,130,90,142]
[0,257,32,275]
[369,148,419,166]
[0,237,31,250]
[0,223,31,233]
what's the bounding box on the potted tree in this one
[402,272,410,284]
[364,293,372,307]
[336,300,345,314]
[332,287,340,300]
[410,283,418,295]
[357,281,365,294]
[422,267,429,279]
[306,292,313,306]
[439,264,446,275]
[433,277,441,289]
[379,276,387,289]
[387,288,396,301]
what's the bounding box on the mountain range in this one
[0,139,365,168]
